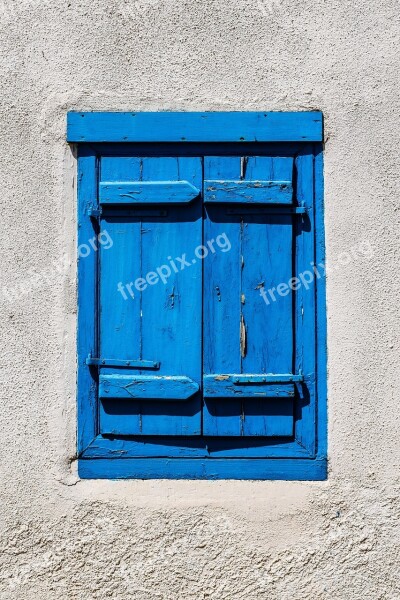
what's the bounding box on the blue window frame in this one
[68,112,327,480]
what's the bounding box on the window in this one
[68,111,326,480]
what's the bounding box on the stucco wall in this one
[0,0,399,598]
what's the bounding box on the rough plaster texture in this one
[0,0,399,598]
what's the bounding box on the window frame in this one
[69,112,327,480]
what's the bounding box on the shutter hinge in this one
[295,206,307,214]
[231,373,304,384]
[86,354,160,370]
[87,204,102,219]
[86,203,168,218]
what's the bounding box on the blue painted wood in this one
[98,156,203,436]
[67,111,323,143]
[78,457,328,480]
[293,148,317,455]
[204,180,293,204]
[203,156,295,437]
[203,374,303,384]
[99,180,200,204]
[99,375,200,400]
[74,129,326,480]
[76,147,98,453]
[314,146,328,461]
[82,435,312,458]
[203,378,295,398]
[97,157,142,437]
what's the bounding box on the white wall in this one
[0,0,399,598]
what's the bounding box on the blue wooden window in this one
[68,112,326,480]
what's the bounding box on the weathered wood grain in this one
[67,111,323,143]
[203,156,295,437]
[100,375,200,400]
[99,156,203,436]
[204,179,293,204]
[100,180,200,204]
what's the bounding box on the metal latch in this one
[86,354,160,370]
[232,373,304,384]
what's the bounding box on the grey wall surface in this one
[0,0,399,598]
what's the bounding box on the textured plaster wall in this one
[0,0,399,598]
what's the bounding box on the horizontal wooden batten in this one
[203,374,298,399]
[78,458,328,481]
[99,375,200,401]
[99,181,200,204]
[204,179,293,204]
[67,111,323,142]
[82,435,313,459]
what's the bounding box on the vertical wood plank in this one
[314,145,327,460]
[240,157,293,436]
[293,148,317,453]
[134,156,202,435]
[203,157,242,435]
[77,147,98,452]
[99,157,143,433]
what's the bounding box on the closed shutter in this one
[71,111,326,480]
[91,153,313,441]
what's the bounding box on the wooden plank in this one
[78,457,328,480]
[76,148,98,453]
[98,158,143,436]
[99,180,200,204]
[203,374,302,384]
[82,435,312,459]
[204,180,292,204]
[67,111,323,143]
[203,379,295,398]
[240,156,294,438]
[99,375,199,400]
[293,149,317,454]
[136,157,202,434]
[241,156,294,377]
[314,145,328,460]
[203,156,242,437]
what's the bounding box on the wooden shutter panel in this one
[203,156,300,437]
[91,152,314,442]
[97,156,203,436]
